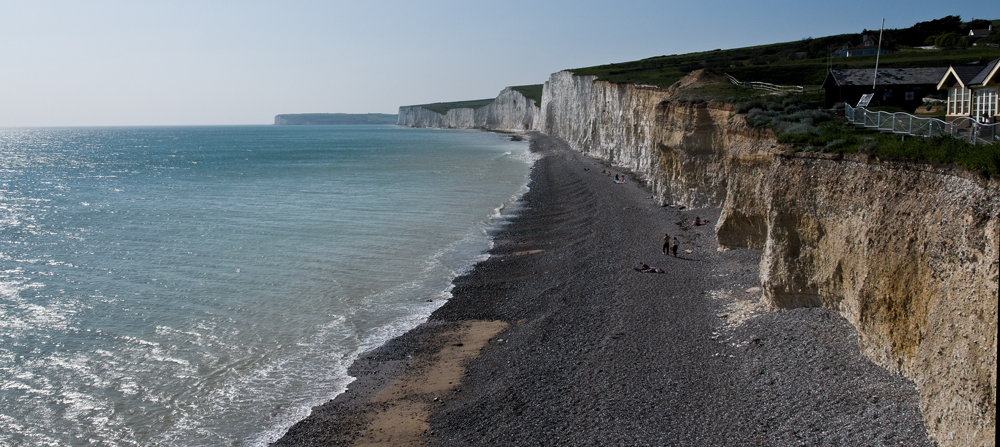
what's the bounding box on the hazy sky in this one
[1,1,996,126]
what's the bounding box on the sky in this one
[1,0,996,127]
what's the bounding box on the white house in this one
[937,58,999,123]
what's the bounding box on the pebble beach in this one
[273,132,933,446]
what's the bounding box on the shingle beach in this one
[273,132,932,446]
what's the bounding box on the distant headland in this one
[273,113,398,125]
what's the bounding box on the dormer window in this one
[948,86,971,116]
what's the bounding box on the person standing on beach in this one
[670,237,679,257]
[662,233,670,254]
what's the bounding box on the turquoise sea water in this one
[0,125,533,446]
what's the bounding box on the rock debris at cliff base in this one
[272,132,931,446]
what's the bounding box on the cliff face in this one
[397,87,538,131]
[395,106,474,128]
[539,72,667,196]
[536,70,997,446]
[539,71,778,209]
[745,155,998,447]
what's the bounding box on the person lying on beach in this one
[692,217,710,226]
[634,263,665,273]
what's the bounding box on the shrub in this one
[781,96,803,108]
[739,92,831,132]
[735,98,787,114]
[765,109,831,134]
[858,137,877,154]
[871,135,999,174]
[736,99,766,114]
[825,139,849,151]
[773,121,819,136]
[934,33,962,48]
[783,105,803,114]
[778,119,1000,175]
[746,108,779,127]
[801,109,831,123]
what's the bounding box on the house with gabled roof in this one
[822,67,948,110]
[832,34,896,58]
[968,24,993,38]
[848,34,882,57]
[936,58,1000,123]
[833,42,852,58]
[968,25,996,47]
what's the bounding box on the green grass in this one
[412,99,496,115]
[568,32,999,89]
[510,84,543,105]
[409,85,543,115]
[778,120,999,175]
[734,94,998,175]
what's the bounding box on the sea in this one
[0,125,534,446]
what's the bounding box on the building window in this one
[973,88,997,122]
[949,86,971,115]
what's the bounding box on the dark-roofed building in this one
[937,58,1000,123]
[831,34,896,58]
[822,67,948,111]
[968,25,994,38]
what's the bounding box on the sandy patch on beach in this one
[512,249,544,256]
[711,286,770,330]
[353,320,507,446]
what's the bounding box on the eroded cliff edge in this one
[752,154,997,447]
[402,70,998,446]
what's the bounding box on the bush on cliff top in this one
[778,121,1000,175]
[737,95,999,175]
[868,134,1000,175]
[741,95,832,136]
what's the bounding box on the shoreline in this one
[272,132,932,446]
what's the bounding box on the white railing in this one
[844,103,998,144]
[725,73,804,94]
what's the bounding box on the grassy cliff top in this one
[510,84,543,105]
[405,17,999,112]
[571,44,999,89]
[408,84,543,115]
[410,99,496,115]
[570,17,1000,89]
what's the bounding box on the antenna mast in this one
[873,18,884,90]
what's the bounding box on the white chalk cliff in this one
[397,87,539,131]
